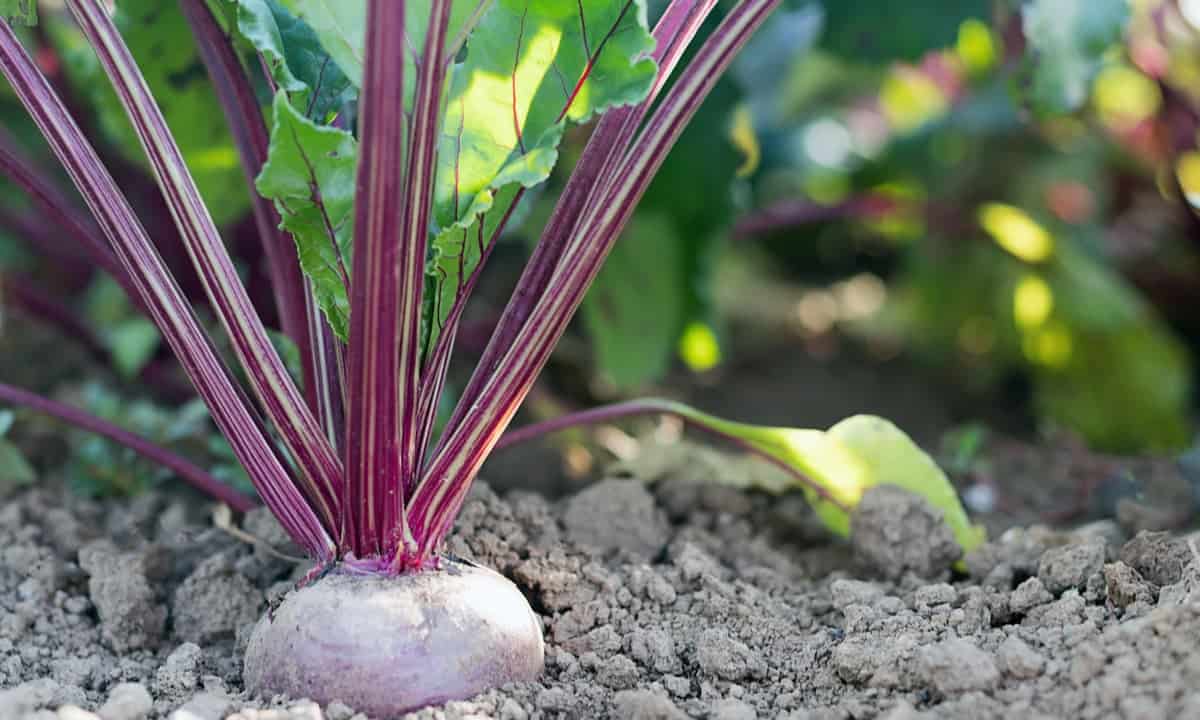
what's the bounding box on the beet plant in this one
[0,0,792,713]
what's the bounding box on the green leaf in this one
[1021,0,1131,114]
[425,184,522,353]
[51,0,249,224]
[257,92,357,339]
[423,0,656,357]
[229,0,355,121]
[662,403,986,557]
[108,318,163,379]
[0,438,35,487]
[582,212,685,388]
[275,1,480,93]
[0,410,14,437]
[276,0,367,86]
[83,275,162,377]
[432,0,657,233]
[0,1,35,27]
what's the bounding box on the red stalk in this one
[67,0,343,538]
[0,127,130,292]
[0,19,332,558]
[344,0,410,557]
[179,0,319,417]
[396,0,453,505]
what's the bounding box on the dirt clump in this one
[850,484,962,579]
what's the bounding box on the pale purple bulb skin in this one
[243,560,545,717]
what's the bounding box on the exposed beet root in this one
[243,558,544,716]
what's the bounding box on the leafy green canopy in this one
[245,0,657,345]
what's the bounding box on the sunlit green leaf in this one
[424,0,656,359]
[257,92,356,339]
[276,0,366,85]
[276,1,479,95]
[433,0,657,233]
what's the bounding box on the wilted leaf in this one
[658,402,987,556]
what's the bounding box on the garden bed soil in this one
[1,436,1199,720]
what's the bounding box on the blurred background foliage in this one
[571,0,1200,454]
[3,0,1200,499]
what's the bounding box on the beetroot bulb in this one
[244,557,544,716]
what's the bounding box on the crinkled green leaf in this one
[1021,0,1130,114]
[424,0,656,358]
[276,0,367,86]
[582,212,685,388]
[229,0,355,121]
[51,0,248,223]
[0,1,36,27]
[433,0,656,233]
[257,92,356,339]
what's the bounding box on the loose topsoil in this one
[2,436,1200,720]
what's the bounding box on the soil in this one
[1,433,1199,720]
